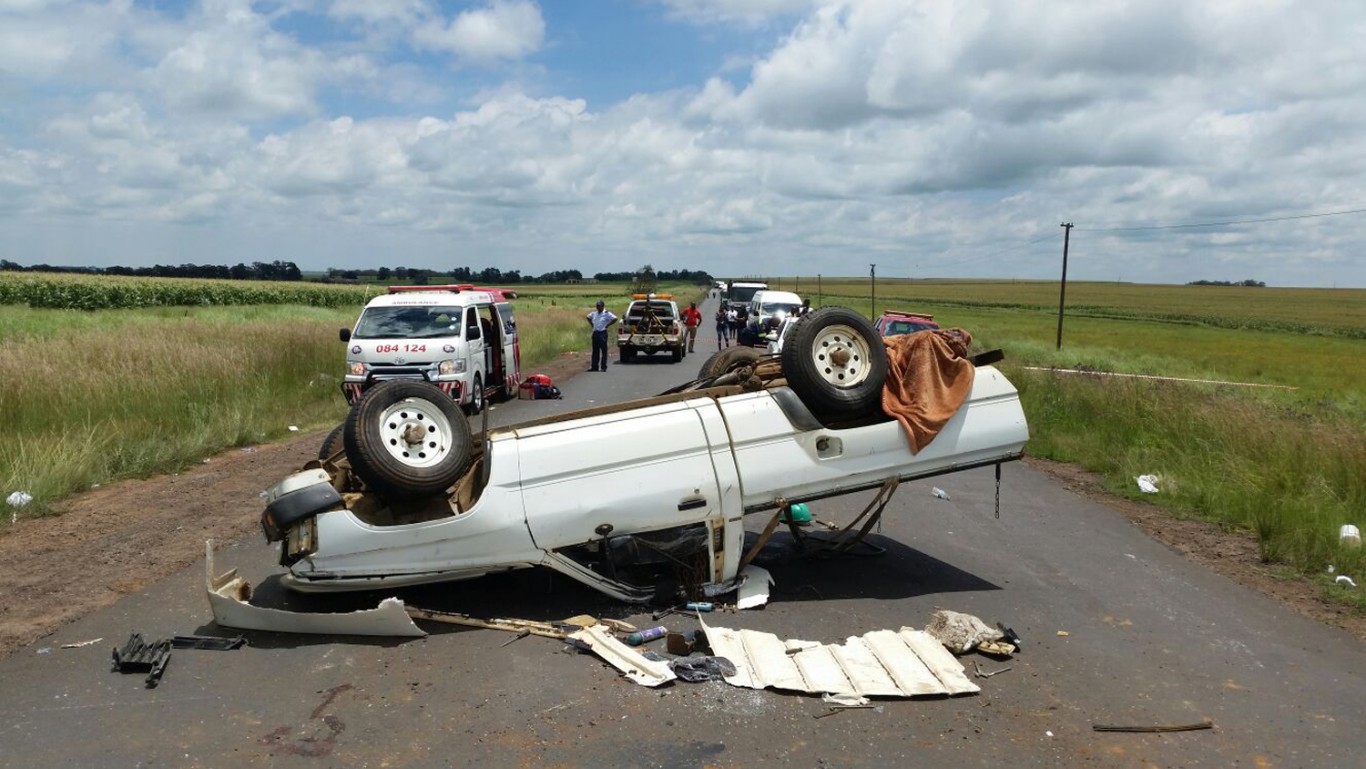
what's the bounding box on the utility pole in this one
[870,264,876,319]
[817,274,822,307]
[1056,222,1073,350]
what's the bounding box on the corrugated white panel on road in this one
[701,621,977,698]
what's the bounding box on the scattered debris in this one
[1056,630,1070,637]
[666,631,700,655]
[973,661,1012,679]
[7,489,31,524]
[815,704,877,719]
[931,487,950,500]
[1335,575,1357,588]
[926,610,1002,654]
[703,621,978,698]
[407,608,575,639]
[171,634,245,650]
[111,634,172,688]
[240,447,258,454]
[288,425,300,432]
[36,647,51,655]
[976,640,1016,657]
[996,623,1023,650]
[736,565,775,610]
[1341,524,1361,549]
[669,655,736,683]
[499,629,531,648]
[60,638,103,649]
[1136,475,1160,493]
[568,625,676,687]
[1093,720,1214,733]
[626,626,669,646]
[205,540,425,637]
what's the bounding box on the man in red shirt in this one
[680,301,703,353]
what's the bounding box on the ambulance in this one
[340,285,519,414]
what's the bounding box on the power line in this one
[1076,206,1366,233]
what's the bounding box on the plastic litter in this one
[1341,524,1361,549]
[1335,576,1357,588]
[931,487,950,500]
[7,490,32,524]
[288,425,300,432]
[1136,475,1160,493]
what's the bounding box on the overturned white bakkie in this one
[261,307,1029,603]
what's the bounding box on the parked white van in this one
[340,285,520,415]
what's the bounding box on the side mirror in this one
[339,328,351,342]
[466,325,480,341]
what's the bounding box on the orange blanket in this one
[881,329,975,454]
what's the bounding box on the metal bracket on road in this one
[111,633,172,688]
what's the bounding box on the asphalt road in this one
[1,294,1361,769]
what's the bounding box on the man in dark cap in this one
[585,299,618,371]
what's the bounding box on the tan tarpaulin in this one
[881,329,975,454]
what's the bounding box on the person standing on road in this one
[715,306,730,348]
[681,301,703,353]
[586,300,618,372]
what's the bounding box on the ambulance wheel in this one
[780,306,887,415]
[468,374,484,416]
[318,423,346,460]
[698,347,761,379]
[344,380,473,498]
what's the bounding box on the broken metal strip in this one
[739,629,807,692]
[861,629,946,696]
[897,628,980,695]
[786,641,858,696]
[830,637,904,697]
[567,625,676,688]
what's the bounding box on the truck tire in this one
[698,346,761,379]
[779,306,887,416]
[671,346,683,363]
[468,374,484,416]
[343,380,473,499]
[621,346,637,363]
[318,423,346,460]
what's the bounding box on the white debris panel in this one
[702,621,979,698]
[568,625,677,687]
[205,541,426,637]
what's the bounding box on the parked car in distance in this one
[876,309,940,337]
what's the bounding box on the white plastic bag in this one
[1135,475,1160,494]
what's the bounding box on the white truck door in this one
[517,401,723,554]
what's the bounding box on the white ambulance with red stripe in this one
[340,285,520,415]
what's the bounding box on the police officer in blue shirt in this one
[585,300,618,371]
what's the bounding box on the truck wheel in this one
[318,423,346,460]
[468,374,484,416]
[343,380,473,498]
[671,346,683,363]
[780,306,887,415]
[698,346,761,379]
[621,347,637,363]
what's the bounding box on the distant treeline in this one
[326,266,713,285]
[0,260,711,286]
[1186,279,1267,287]
[1,259,303,281]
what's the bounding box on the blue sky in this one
[1,0,1365,287]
